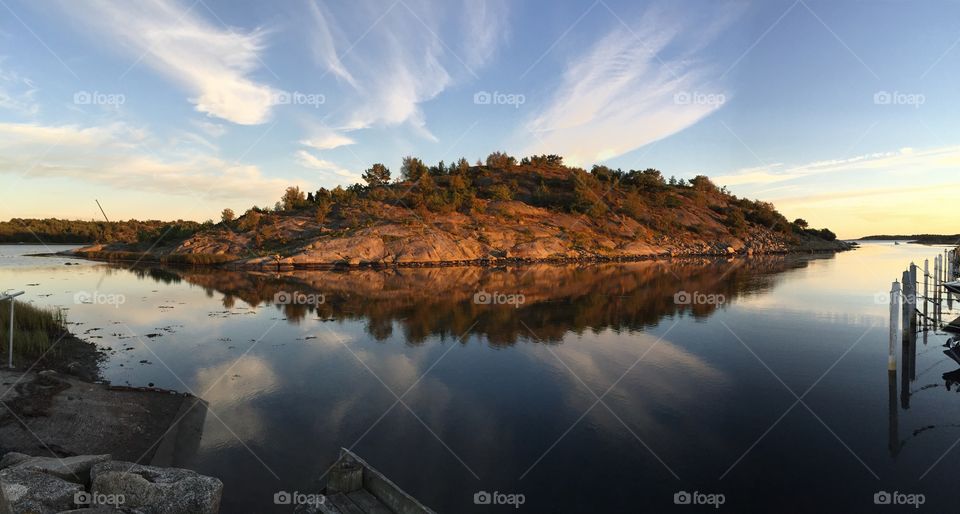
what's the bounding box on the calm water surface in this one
[2,242,958,513]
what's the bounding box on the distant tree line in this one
[0,218,206,244]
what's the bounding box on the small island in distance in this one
[4,153,852,268]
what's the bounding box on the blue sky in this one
[1,0,959,237]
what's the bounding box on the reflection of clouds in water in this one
[194,356,279,447]
[541,328,728,452]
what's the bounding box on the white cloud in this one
[524,11,731,166]
[0,63,39,116]
[295,149,362,182]
[300,127,355,151]
[0,122,294,201]
[191,120,227,138]
[305,0,506,141]
[61,0,281,125]
[305,0,357,88]
[713,146,960,187]
[461,0,508,69]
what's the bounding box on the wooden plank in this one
[327,493,366,514]
[347,490,394,514]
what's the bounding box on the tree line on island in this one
[220,152,835,243]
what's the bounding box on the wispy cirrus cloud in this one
[0,122,295,201]
[59,0,281,125]
[525,9,734,166]
[300,126,355,151]
[460,0,508,69]
[295,148,362,184]
[713,146,959,188]
[305,0,507,141]
[0,62,39,116]
[714,145,960,237]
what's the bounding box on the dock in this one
[886,245,960,456]
[297,448,436,514]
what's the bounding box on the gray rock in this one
[58,508,124,513]
[91,461,222,514]
[0,472,11,514]
[10,454,110,485]
[0,467,83,514]
[0,453,30,470]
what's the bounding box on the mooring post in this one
[924,259,930,330]
[889,280,900,370]
[902,270,912,334]
[946,249,950,282]
[935,256,942,324]
[7,297,13,368]
[909,264,918,328]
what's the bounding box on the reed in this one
[0,300,68,357]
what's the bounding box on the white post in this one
[1,291,24,368]
[890,281,901,370]
[7,298,12,369]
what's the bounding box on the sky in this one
[0,0,958,238]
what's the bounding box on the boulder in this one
[91,461,222,514]
[0,473,10,514]
[58,508,124,513]
[5,454,110,485]
[0,453,30,470]
[0,467,83,514]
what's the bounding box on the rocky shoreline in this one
[63,235,855,270]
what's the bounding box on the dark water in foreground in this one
[2,242,959,513]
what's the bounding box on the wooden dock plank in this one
[327,493,366,514]
[347,489,394,514]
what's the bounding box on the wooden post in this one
[935,256,942,325]
[924,259,930,330]
[327,458,364,494]
[909,264,918,329]
[946,249,950,282]
[902,270,912,334]
[889,281,900,370]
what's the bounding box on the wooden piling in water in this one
[909,264,918,328]
[889,281,900,371]
[924,259,930,330]
[935,256,942,325]
[902,270,912,333]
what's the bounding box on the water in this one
[1,242,957,512]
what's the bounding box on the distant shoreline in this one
[859,235,960,245]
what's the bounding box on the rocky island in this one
[51,153,850,268]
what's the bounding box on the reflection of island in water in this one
[123,255,831,346]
